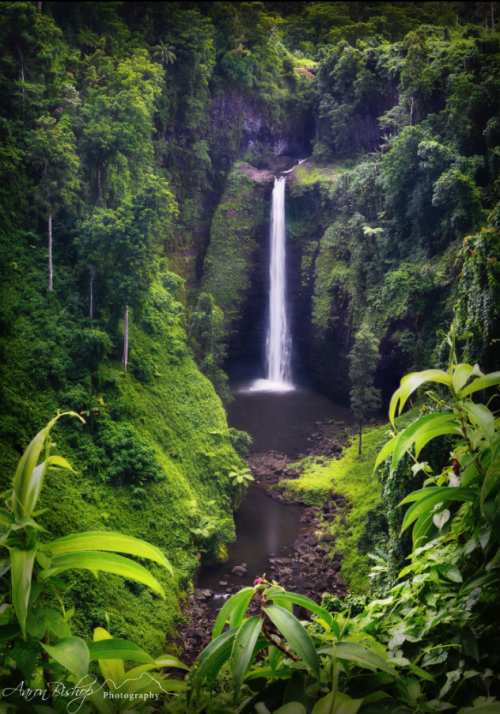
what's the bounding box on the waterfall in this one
[249,175,294,392]
[267,176,292,387]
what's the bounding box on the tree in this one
[348,324,381,454]
[78,174,177,369]
[151,40,176,66]
[28,114,80,291]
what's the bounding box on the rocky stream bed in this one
[173,419,356,665]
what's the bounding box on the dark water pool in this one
[197,485,307,594]
[226,381,353,456]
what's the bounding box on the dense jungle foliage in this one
[0,1,500,712]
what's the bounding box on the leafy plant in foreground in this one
[0,412,175,709]
[162,335,500,713]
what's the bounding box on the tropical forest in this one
[1,1,500,712]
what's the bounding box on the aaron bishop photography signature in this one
[3,671,173,713]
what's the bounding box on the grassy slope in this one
[0,242,240,656]
[278,408,419,594]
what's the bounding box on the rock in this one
[319,533,335,543]
[316,459,324,464]
[334,552,346,562]
[219,581,228,586]
[297,453,306,459]
[323,512,336,520]
[330,561,342,571]
[286,469,299,478]
[232,566,248,576]
[322,546,332,554]
[315,421,323,426]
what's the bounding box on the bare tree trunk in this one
[16,43,25,120]
[95,165,101,206]
[410,96,414,126]
[90,267,96,318]
[122,303,129,371]
[492,2,495,35]
[48,213,53,292]
[358,421,362,455]
[485,7,488,32]
[37,1,42,9]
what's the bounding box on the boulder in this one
[319,533,335,543]
[232,566,248,576]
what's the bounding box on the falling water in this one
[266,176,292,388]
[248,176,293,392]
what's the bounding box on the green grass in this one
[278,408,420,594]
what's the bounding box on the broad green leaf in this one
[391,370,452,423]
[49,531,173,575]
[89,638,155,664]
[481,443,500,507]
[433,509,450,530]
[265,605,320,678]
[337,700,363,714]
[463,403,495,445]
[92,627,124,695]
[46,455,75,472]
[42,551,165,598]
[374,435,398,471]
[400,488,477,533]
[12,425,49,518]
[267,592,337,633]
[414,424,462,457]
[231,616,263,701]
[41,636,89,681]
[412,511,438,548]
[245,667,296,680]
[274,704,306,714]
[11,546,36,638]
[460,568,500,594]
[188,627,238,700]
[0,508,14,525]
[212,587,255,639]
[391,414,459,470]
[155,654,189,670]
[453,364,474,394]
[459,371,500,398]
[317,642,394,675]
[437,564,462,583]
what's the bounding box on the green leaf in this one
[265,605,320,679]
[41,636,89,681]
[12,424,49,518]
[411,511,439,548]
[0,624,22,642]
[46,455,75,472]
[12,638,40,680]
[374,435,398,471]
[155,654,189,671]
[453,364,474,393]
[392,414,459,470]
[212,587,255,639]
[459,371,500,398]
[317,642,394,675]
[390,371,452,423]
[437,564,462,583]
[188,627,238,700]
[312,693,353,714]
[0,508,14,526]
[481,443,500,507]
[88,638,155,664]
[49,531,173,575]
[11,546,37,639]
[92,627,123,695]
[231,616,263,701]
[400,488,477,533]
[42,551,166,599]
[266,592,338,635]
[414,424,462,458]
[463,403,495,445]
[274,704,306,714]
[460,568,500,594]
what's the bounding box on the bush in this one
[228,427,253,454]
[97,422,164,485]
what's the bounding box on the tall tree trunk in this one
[485,6,488,32]
[492,2,495,35]
[95,165,101,206]
[37,1,42,9]
[122,303,129,371]
[90,267,96,318]
[16,43,25,120]
[410,96,414,126]
[48,213,53,292]
[358,420,362,455]
[41,634,53,707]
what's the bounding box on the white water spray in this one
[249,175,294,393]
